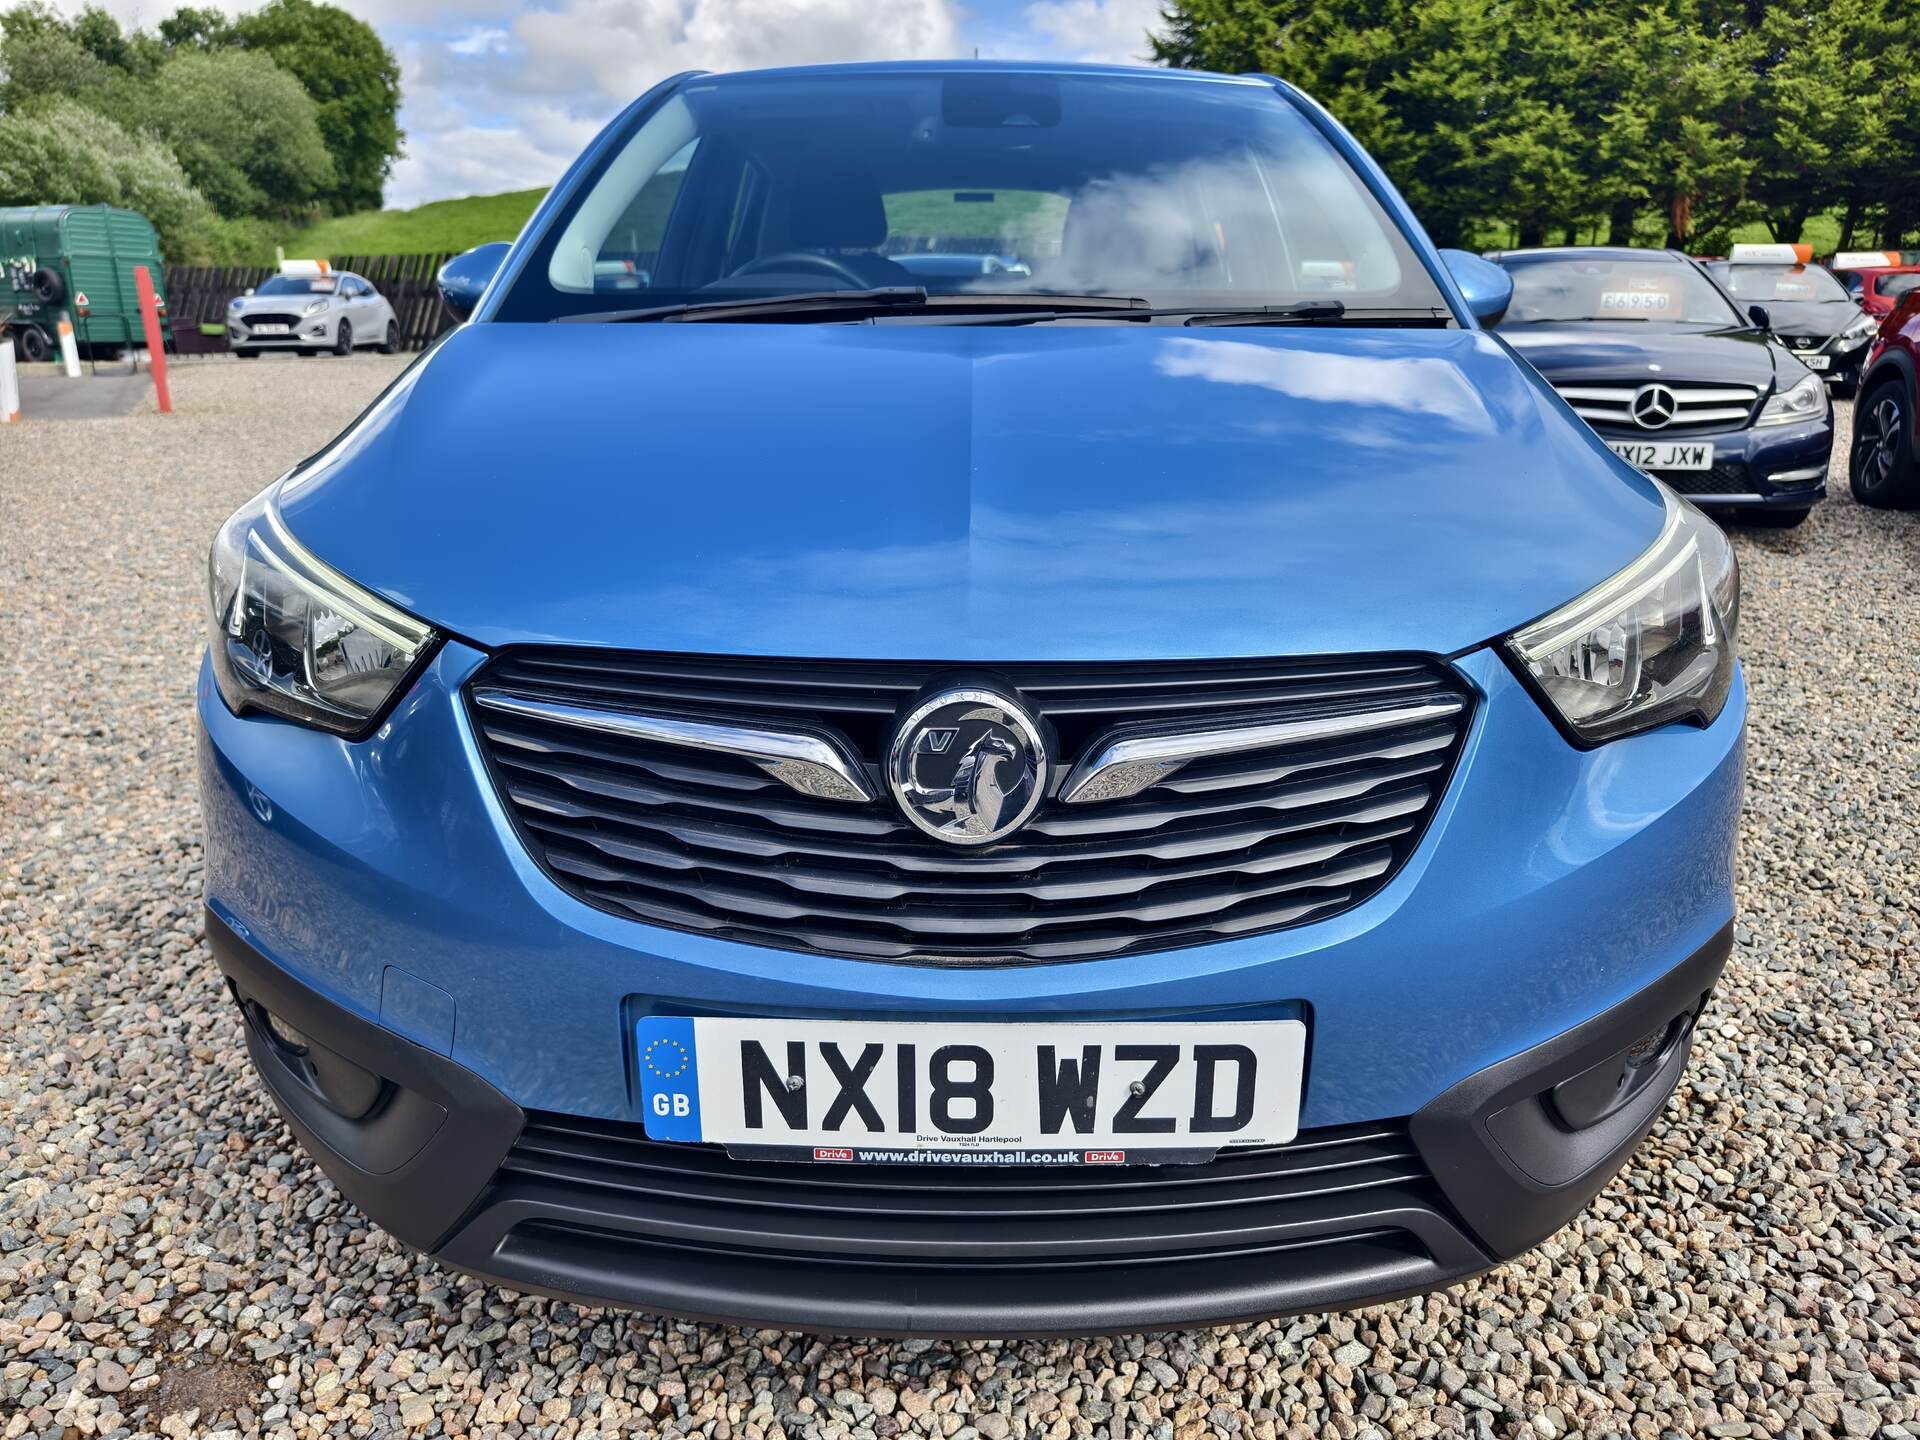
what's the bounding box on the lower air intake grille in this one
[1659,461,1755,496]
[467,651,1474,964]
[494,1111,1452,1267]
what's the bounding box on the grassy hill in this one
[278,188,547,260]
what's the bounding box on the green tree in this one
[1150,0,1920,251]
[156,6,232,51]
[130,48,335,218]
[1153,0,1635,247]
[0,98,212,250]
[228,0,402,213]
[1596,3,1752,249]
[0,25,117,111]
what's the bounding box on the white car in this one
[227,269,399,358]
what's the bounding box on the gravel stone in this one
[3,361,1918,1437]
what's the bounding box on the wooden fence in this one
[164,253,460,353]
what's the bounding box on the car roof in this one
[693,59,1267,88]
[1486,246,1687,264]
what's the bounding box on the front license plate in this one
[635,1016,1306,1164]
[1804,354,1830,370]
[1606,440,1713,470]
[250,323,290,335]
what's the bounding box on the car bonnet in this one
[274,321,1668,661]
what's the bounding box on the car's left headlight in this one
[303,298,331,315]
[1836,314,1879,349]
[207,487,435,737]
[1756,372,1829,426]
[1505,489,1738,746]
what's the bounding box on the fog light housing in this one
[1768,465,1826,488]
[248,999,385,1119]
[1548,1011,1693,1131]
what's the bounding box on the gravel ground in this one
[2,360,1916,1440]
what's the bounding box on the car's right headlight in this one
[207,486,435,737]
[1505,488,1738,746]
[1755,372,1829,426]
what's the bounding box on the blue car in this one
[197,63,1743,1336]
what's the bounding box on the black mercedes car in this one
[1705,248,1879,396]
[1488,246,1834,527]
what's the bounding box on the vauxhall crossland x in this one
[197,63,1744,1336]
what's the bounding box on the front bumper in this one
[208,905,1730,1335]
[1779,337,1871,389]
[1599,415,1834,511]
[228,314,336,349]
[197,642,1745,1333]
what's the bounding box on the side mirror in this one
[1439,248,1513,327]
[1747,304,1771,332]
[437,242,511,321]
[244,287,255,297]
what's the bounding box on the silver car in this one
[227,272,399,357]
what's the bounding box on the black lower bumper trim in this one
[209,906,1731,1336]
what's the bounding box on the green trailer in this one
[2,204,171,361]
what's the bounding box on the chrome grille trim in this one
[1059,696,1468,803]
[467,651,1475,965]
[1553,382,1760,431]
[472,689,876,802]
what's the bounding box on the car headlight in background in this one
[1506,489,1738,745]
[303,298,331,315]
[1836,314,1879,349]
[1756,373,1829,426]
[208,487,435,737]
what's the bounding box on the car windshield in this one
[255,276,336,296]
[496,68,1449,322]
[1881,273,1920,302]
[1708,263,1849,303]
[1492,255,1744,327]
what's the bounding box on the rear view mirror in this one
[1439,249,1513,327]
[1747,304,1771,332]
[437,242,512,321]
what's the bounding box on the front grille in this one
[1657,460,1755,496]
[495,1111,1453,1267]
[242,312,304,329]
[468,651,1474,964]
[1553,381,1760,434]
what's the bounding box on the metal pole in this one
[133,265,172,415]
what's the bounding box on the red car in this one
[1832,251,1920,318]
[1852,290,1920,507]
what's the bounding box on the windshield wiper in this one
[911,301,1455,328]
[561,291,1451,328]
[1184,303,1455,327]
[560,289,1155,325]
[558,288,933,324]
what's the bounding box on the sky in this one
[80,0,1170,209]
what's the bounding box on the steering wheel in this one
[731,250,872,286]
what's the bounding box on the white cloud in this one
[387,0,961,207]
[446,25,511,55]
[1020,0,1163,64]
[513,0,959,108]
[46,0,1182,213]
